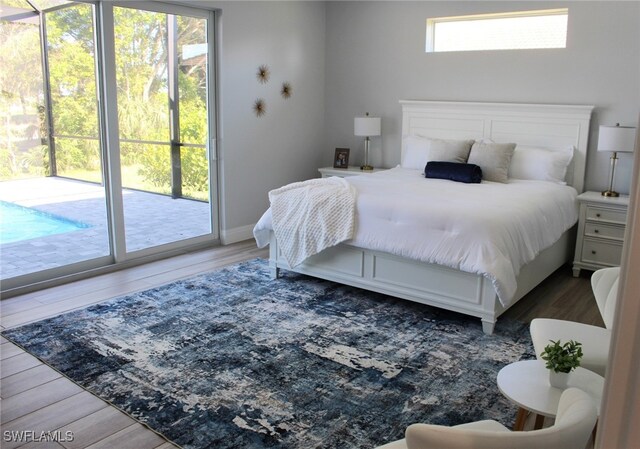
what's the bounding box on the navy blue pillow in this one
[425,161,482,184]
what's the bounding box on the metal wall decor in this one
[252,65,292,116]
[253,98,266,117]
[256,65,270,84]
[281,82,292,99]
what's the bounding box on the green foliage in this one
[540,340,583,373]
[181,147,209,193]
[0,19,43,109]
[1,3,210,200]
[55,137,101,177]
[136,145,171,189]
[178,72,207,145]
[47,4,99,138]
[0,145,48,179]
[136,145,208,200]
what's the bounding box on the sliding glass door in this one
[0,1,111,282]
[112,4,214,253]
[0,1,217,292]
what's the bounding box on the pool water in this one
[0,201,91,245]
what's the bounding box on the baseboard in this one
[221,224,256,245]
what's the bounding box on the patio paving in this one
[0,177,211,280]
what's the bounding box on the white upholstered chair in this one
[530,266,620,376]
[376,388,597,449]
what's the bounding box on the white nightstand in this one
[318,166,385,178]
[572,191,629,277]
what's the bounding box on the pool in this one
[0,201,91,245]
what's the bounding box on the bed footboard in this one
[268,233,505,334]
[267,230,572,335]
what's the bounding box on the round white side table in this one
[497,359,604,431]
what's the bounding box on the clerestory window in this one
[426,8,568,53]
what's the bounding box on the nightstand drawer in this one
[584,222,625,241]
[586,206,627,225]
[581,239,623,266]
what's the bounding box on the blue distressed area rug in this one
[3,259,534,448]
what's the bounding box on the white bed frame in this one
[269,101,594,334]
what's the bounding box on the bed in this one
[256,101,594,334]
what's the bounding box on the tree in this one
[0,7,47,179]
[1,2,210,199]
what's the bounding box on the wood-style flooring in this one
[0,240,602,448]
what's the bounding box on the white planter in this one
[549,370,571,389]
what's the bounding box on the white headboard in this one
[400,100,594,192]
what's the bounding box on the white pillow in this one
[401,136,473,170]
[467,141,516,183]
[509,145,574,183]
[402,135,430,169]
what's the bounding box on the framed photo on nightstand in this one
[333,148,350,168]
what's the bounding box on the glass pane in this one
[120,142,171,194]
[430,9,568,52]
[120,143,209,200]
[0,2,110,282]
[0,10,46,181]
[54,136,102,182]
[121,142,210,252]
[114,7,169,142]
[47,3,99,137]
[178,15,207,146]
[181,145,208,201]
[0,1,39,24]
[0,0,34,11]
[114,7,211,253]
[0,175,110,279]
[30,0,72,11]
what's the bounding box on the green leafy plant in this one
[540,339,583,373]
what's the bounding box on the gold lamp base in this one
[360,165,374,171]
[602,190,620,197]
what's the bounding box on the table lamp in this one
[597,123,637,197]
[354,113,381,171]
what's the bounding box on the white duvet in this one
[254,167,578,307]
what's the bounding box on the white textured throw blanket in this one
[267,177,356,267]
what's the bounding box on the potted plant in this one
[540,339,584,388]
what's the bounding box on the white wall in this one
[177,1,638,240]
[188,1,326,241]
[325,1,640,194]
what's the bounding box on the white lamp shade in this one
[354,116,381,137]
[597,125,636,153]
